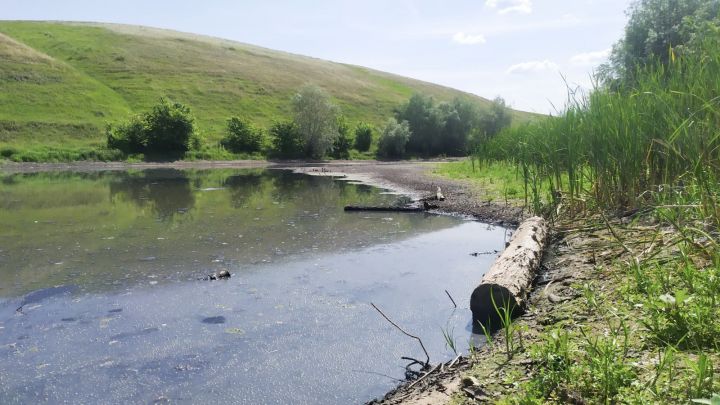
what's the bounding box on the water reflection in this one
[0,168,460,297]
[0,168,509,405]
[109,169,195,221]
[223,171,264,208]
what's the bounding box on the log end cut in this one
[470,284,521,333]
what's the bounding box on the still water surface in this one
[0,169,505,404]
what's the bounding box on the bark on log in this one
[344,205,425,212]
[470,216,548,332]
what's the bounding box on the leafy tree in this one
[377,119,411,158]
[600,0,720,83]
[395,94,485,156]
[292,85,339,159]
[479,97,512,139]
[221,117,264,153]
[450,98,481,142]
[395,93,443,156]
[332,116,352,159]
[107,98,199,155]
[354,122,374,152]
[270,120,304,157]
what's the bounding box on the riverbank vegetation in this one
[99,84,514,162]
[441,1,720,403]
[8,83,513,162]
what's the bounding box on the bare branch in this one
[371,302,430,367]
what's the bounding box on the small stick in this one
[600,212,635,256]
[445,290,457,308]
[448,354,462,368]
[400,356,424,370]
[351,369,404,382]
[371,303,430,367]
[407,363,441,389]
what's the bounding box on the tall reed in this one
[476,37,720,223]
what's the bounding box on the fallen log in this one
[470,216,548,332]
[344,205,425,212]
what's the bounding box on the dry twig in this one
[371,302,430,367]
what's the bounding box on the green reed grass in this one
[472,37,720,405]
[475,37,720,224]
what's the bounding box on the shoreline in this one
[0,159,525,227]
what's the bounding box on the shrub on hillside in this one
[221,117,264,153]
[107,98,200,155]
[377,119,410,158]
[107,119,146,153]
[354,122,373,152]
[332,116,351,159]
[270,121,304,157]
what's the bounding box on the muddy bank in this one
[367,218,606,404]
[290,162,524,227]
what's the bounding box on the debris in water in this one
[224,327,245,335]
[202,316,226,324]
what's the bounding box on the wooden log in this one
[343,205,425,212]
[470,216,548,332]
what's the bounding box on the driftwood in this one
[344,205,425,212]
[469,216,548,331]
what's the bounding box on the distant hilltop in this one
[0,21,538,153]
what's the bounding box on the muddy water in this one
[0,169,506,404]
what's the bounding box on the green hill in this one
[0,21,536,160]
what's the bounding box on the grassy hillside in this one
[0,21,537,160]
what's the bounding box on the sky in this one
[2,0,632,113]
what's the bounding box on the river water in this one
[0,168,505,404]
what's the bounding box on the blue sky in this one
[3,0,631,113]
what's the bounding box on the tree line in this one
[105,86,512,160]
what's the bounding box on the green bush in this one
[270,121,304,158]
[220,117,264,153]
[377,119,410,158]
[354,122,373,152]
[0,147,17,158]
[332,117,351,159]
[106,119,145,153]
[106,98,199,155]
[395,94,500,156]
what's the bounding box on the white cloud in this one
[485,0,533,14]
[452,32,487,45]
[506,60,559,74]
[570,48,611,66]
